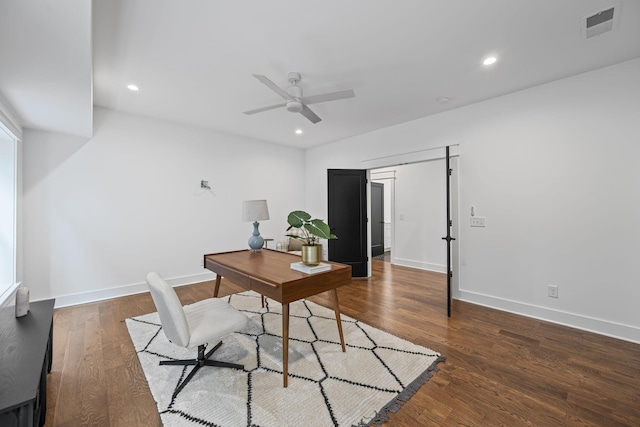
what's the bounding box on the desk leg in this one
[331,289,346,352]
[282,303,290,387]
[213,275,221,298]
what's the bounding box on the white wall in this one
[22,107,305,306]
[305,58,640,343]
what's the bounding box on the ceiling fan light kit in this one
[287,100,303,113]
[244,71,355,123]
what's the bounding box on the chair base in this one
[159,341,243,399]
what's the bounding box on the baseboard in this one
[52,271,217,308]
[391,257,446,273]
[45,272,640,343]
[458,289,640,344]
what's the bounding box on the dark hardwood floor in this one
[46,260,640,426]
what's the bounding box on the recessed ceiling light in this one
[295,129,303,135]
[436,96,451,104]
[127,84,139,91]
[483,56,497,66]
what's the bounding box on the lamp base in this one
[248,221,264,251]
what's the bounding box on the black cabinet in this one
[0,299,55,427]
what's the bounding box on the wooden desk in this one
[204,249,351,387]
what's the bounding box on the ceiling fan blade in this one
[300,105,322,124]
[243,102,286,115]
[253,74,291,100]
[301,89,355,105]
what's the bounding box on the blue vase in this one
[248,221,264,251]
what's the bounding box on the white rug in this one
[126,291,444,426]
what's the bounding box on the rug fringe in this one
[354,355,446,427]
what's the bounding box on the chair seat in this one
[183,298,248,349]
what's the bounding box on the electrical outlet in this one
[548,285,558,298]
[470,217,486,227]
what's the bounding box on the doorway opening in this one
[327,145,459,314]
[370,156,457,277]
[370,170,394,263]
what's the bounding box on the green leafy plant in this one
[286,210,337,246]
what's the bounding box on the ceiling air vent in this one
[584,5,619,39]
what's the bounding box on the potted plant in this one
[286,210,337,266]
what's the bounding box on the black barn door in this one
[371,182,385,258]
[328,169,368,277]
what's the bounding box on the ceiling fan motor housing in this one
[286,85,303,112]
[287,85,302,98]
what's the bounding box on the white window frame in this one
[0,121,19,309]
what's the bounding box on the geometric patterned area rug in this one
[126,290,445,426]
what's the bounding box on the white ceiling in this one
[0,0,93,138]
[2,1,640,147]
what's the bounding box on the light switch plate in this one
[470,217,486,227]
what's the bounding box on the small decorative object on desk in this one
[15,287,30,317]
[290,261,332,274]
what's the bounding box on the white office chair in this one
[145,271,249,399]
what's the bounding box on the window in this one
[0,125,17,307]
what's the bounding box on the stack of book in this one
[290,262,332,274]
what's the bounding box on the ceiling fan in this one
[243,72,355,124]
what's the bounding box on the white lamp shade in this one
[242,200,269,222]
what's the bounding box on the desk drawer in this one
[205,259,251,288]
[220,268,252,289]
[250,277,280,300]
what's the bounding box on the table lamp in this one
[242,200,270,251]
